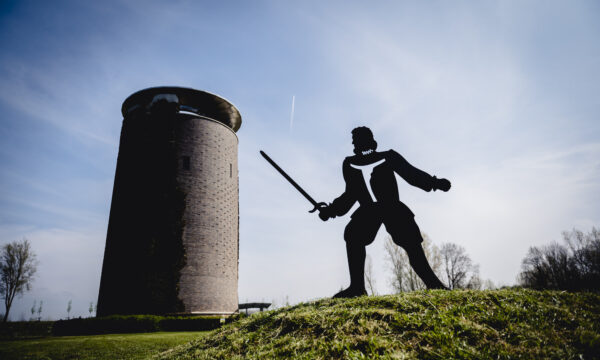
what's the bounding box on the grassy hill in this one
[158,289,600,359]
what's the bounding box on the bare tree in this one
[385,237,406,292]
[481,279,496,290]
[385,234,442,292]
[30,300,36,320]
[465,265,482,289]
[439,243,480,289]
[89,301,94,317]
[364,255,377,295]
[67,300,72,320]
[37,300,43,321]
[1,239,37,322]
[519,227,599,291]
[563,227,600,287]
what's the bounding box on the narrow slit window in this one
[182,156,190,170]
[229,163,232,178]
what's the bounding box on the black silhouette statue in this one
[318,126,451,298]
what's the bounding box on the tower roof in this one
[122,87,242,132]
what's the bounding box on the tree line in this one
[373,226,599,294]
[518,227,599,291]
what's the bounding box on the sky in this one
[0,0,599,320]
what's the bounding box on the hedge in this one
[51,314,228,336]
[0,321,53,340]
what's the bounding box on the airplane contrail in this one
[289,95,295,131]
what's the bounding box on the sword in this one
[260,150,327,213]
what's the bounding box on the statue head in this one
[351,126,377,155]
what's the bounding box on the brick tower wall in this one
[175,116,239,314]
[97,88,240,316]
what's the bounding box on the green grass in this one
[0,331,208,360]
[2,290,598,359]
[158,289,600,359]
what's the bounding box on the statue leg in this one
[384,204,447,290]
[334,207,381,298]
[403,242,447,290]
[345,241,367,295]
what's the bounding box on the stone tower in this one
[97,87,241,316]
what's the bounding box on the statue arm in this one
[328,159,357,216]
[388,150,436,192]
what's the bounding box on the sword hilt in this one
[309,202,327,213]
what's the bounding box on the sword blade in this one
[260,150,318,207]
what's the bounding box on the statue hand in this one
[318,204,336,221]
[434,177,451,192]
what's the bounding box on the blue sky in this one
[1,0,599,320]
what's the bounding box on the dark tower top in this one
[121,87,242,132]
